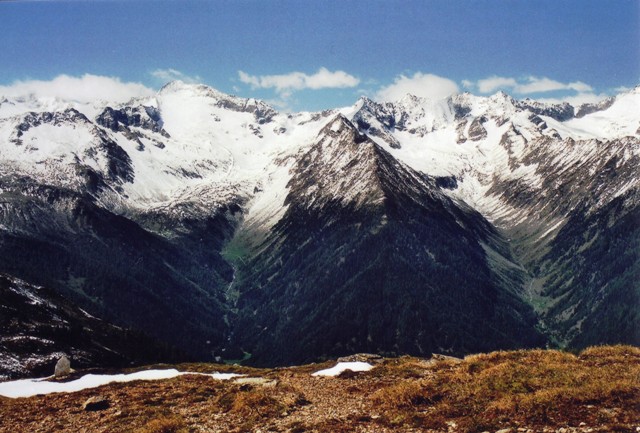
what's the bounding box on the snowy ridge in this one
[1,82,637,235]
[341,88,639,226]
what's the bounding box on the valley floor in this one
[0,346,637,433]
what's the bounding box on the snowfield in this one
[0,369,241,398]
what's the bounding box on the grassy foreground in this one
[369,345,639,432]
[0,345,638,433]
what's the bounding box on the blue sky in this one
[0,0,638,111]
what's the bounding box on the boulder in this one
[54,355,71,377]
[82,396,110,411]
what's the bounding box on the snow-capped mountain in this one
[0,81,638,365]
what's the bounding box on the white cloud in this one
[238,67,360,95]
[515,77,592,94]
[375,72,459,102]
[151,68,202,84]
[0,74,154,104]
[476,76,518,93]
[467,75,594,95]
[613,85,632,93]
[536,92,610,106]
[264,96,294,111]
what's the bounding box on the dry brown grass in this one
[132,414,188,433]
[0,346,637,433]
[370,379,431,408]
[131,362,265,376]
[367,355,435,379]
[215,383,309,421]
[371,345,640,432]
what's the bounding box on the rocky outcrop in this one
[575,97,615,118]
[10,109,90,145]
[96,105,169,137]
[468,116,488,141]
[517,99,575,121]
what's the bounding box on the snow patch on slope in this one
[312,362,373,377]
[0,369,241,398]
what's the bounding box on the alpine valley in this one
[0,82,638,376]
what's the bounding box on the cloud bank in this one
[151,69,202,84]
[465,75,594,95]
[461,75,607,105]
[0,74,154,104]
[238,68,360,97]
[375,73,459,102]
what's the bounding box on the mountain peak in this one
[285,114,387,210]
[488,90,517,106]
[157,80,277,125]
[288,114,443,213]
[354,95,376,106]
[158,80,227,99]
[396,93,429,107]
[319,113,367,140]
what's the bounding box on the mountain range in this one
[0,82,637,373]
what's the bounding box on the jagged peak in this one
[395,93,429,107]
[285,115,385,210]
[158,80,230,100]
[350,96,392,116]
[312,115,385,173]
[317,114,368,142]
[355,95,376,106]
[290,111,446,213]
[488,90,517,106]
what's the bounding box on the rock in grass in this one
[82,396,110,411]
[431,353,462,363]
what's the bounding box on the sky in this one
[0,0,638,112]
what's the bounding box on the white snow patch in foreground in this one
[0,369,241,398]
[311,362,373,377]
